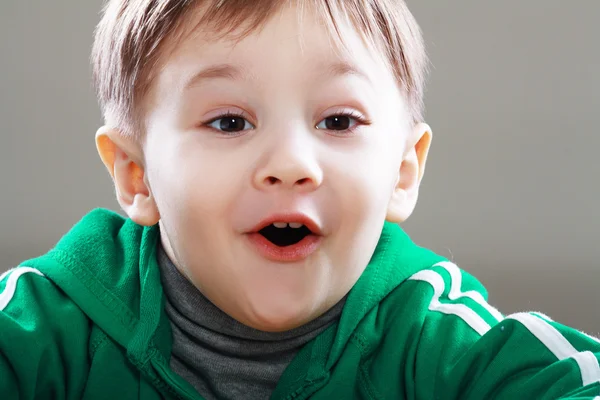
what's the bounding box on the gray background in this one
[1,1,599,333]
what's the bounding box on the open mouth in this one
[259,223,313,247]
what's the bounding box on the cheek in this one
[328,142,398,213]
[322,138,400,258]
[146,140,242,223]
[334,176,392,244]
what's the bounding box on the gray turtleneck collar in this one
[157,243,346,400]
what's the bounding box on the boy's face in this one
[98,4,431,331]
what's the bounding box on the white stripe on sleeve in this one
[410,269,491,336]
[531,311,600,345]
[509,313,600,387]
[0,267,44,311]
[434,262,504,322]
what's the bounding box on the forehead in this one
[155,2,395,92]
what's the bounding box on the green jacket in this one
[1,209,599,399]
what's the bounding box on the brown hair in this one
[92,0,428,137]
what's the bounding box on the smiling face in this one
[96,3,431,332]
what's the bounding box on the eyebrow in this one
[324,61,371,84]
[184,64,247,90]
[183,60,370,90]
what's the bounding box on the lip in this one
[248,213,323,236]
[246,212,323,263]
[246,233,322,263]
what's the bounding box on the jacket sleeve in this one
[411,262,600,400]
[0,266,91,399]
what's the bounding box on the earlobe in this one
[386,123,433,223]
[95,126,160,226]
[386,189,410,223]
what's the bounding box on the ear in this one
[386,122,432,223]
[95,126,160,226]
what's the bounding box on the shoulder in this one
[378,261,504,337]
[0,266,93,397]
[1,264,89,329]
[1,266,51,312]
[0,263,91,345]
[406,261,504,333]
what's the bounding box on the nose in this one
[253,136,323,193]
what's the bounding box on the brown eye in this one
[316,115,358,131]
[207,116,254,133]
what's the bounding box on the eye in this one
[206,114,255,134]
[316,112,365,133]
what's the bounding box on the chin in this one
[243,299,315,333]
[234,270,322,332]
[247,315,308,333]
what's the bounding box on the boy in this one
[1,0,599,399]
